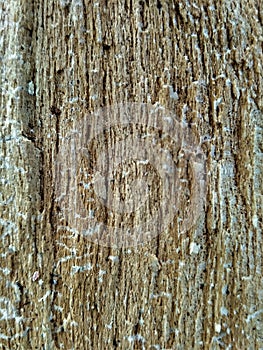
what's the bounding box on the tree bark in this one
[0,0,262,349]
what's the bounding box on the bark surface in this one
[0,0,262,349]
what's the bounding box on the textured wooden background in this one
[0,0,262,349]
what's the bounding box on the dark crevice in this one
[157,0,162,11]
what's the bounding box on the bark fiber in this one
[0,0,262,349]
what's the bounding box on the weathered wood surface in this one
[0,0,262,349]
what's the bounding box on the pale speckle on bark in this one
[0,0,262,349]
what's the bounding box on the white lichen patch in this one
[71,263,93,275]
[190,242,201,254]
[27,81,34,95]
[215,323,221,333]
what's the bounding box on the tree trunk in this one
[0,1,262,349]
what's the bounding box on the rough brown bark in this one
[0,0,262,349]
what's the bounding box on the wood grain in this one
[0,0,262,349]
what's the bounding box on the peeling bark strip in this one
[0,0,262,349]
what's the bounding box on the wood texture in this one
[0,0,262,349]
